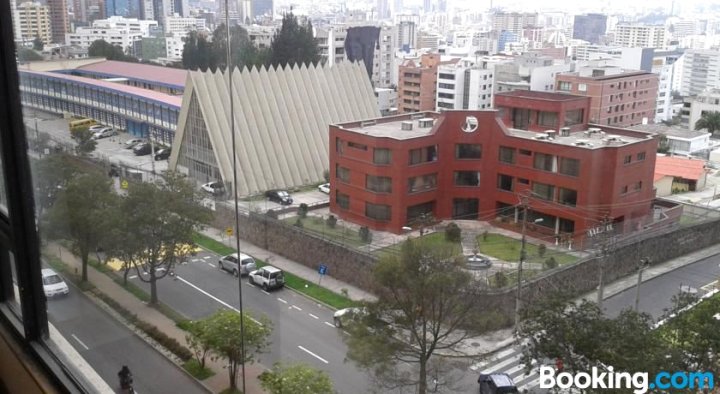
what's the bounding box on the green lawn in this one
[477,233,578,266]
[193,232,357,310]
[374,232,462,258]
[282,216,367,248]
[183,359,215,380]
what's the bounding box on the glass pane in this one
[6,250,22,324]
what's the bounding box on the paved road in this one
[125,249,371,394]
[47,279,207,394]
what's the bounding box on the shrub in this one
[544,257,558,269]
[298,203,309,218]
[265,209,278,219]
[482,230,489,241]
[494,271,508,288]
[326,214,337,229]
[294,218,304,228]
[323,169,330,182]
[538,243,547,258]
[359,226,372,243]
[445,222,462,243]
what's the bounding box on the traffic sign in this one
[225,227,233,237]
[121,180,129,189]
[319,264,328,276]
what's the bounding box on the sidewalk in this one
[46,242,266,394]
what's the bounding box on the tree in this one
[211,24,268,71]
[343,239,482,394]
[109,172,211,304]
[268,13,321,68]
[182,30,217,71]
[32,36,44,51]
[88,39,138,62]
[204,310,272,391]
[359,226,372,243]
[444,222,461,243]
[298,203,308,218]
[70,128,97,155]
[17,48,43,62]
[31,154,81,219]
[260,363,335,394]
[519,294,669,380]
[44,172,118,281]
[694,111,720,135]
[186,319,214,370]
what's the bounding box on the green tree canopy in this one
[88,39,138,62]
[694,111,720,135]
[33,36,44,51]
[268,13,321,68]
[203,309,272,391]
[182,31,217,71]
[343,239,482,394]
[31,154,81,218]
[260,363,335,394]
[210,24,268,71]
[18,48,43,62]
[70,128,97,156]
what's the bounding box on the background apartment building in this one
[681,49,720,97]
[613,23,668,49]
[17,2,52,45]
[398,54,458,113]
[572,13,607,44]
[436,59,494,110]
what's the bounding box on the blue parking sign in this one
[319,264,328,276]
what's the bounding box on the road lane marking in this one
[207,263,216,268]
[192,259,201,263]
[261,290,270,295]
[176,276,262,326]
[277,298,288,304]
[203,256,211,260]
[71,334,89,350]
[129,275,137,279]
[298,345,329,364]
[324,321,335,328]
[292,305,302,311]
[308,313,319,319]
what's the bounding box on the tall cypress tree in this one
[269,13,321,68]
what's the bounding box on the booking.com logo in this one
[539,366,715,394]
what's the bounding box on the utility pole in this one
[515,194,529,333]
[635,257,650,311]
[596,215,612,310]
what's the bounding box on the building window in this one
[335,137,343,153]
[455,144,482,159]
[336,164,350,183]
[373,148,391,165]
[366,203,391,221]
[336,191,349,209]
[366,175,392,193]
[518,178,529,184]
[409,145,438,165]
[439,83,454,89]
[497,174,513,191]
[454,171,480,187]
[533,153,555,172]
[439,73,455,80]
[519,149,532,156]
[538,111,558,127]
[438,92,454,99]
[499,146,516,164]
[558,188,577,206]
[621,185,628,194]
[637,152,646,161]
[564,109,583,126]
[558,157,579,177]
[407,201,435,223]
[635,181,642,190]
[348,141,367,151]
[558,81,572,91]
[533,182,555,201]
[624,155,632,164]
[408,174,437,193]
[578,83,587,92]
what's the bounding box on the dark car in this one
[478,373,519,394]
[265,190,293,205]
[154,148,171,161]
[133,142,152,156]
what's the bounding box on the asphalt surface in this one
[603,253,720,319]
[125,248,371,394]
[47,279,207,394]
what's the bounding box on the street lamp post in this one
[515,211,543,333]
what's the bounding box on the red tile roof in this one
[654,155,706,181]
[75,60,188,88]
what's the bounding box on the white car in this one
[88,124,106,132]
[333,307,365,328]
[42,269,69,298]
[318,183,330,194]
[92,127,118,140]
[218,253,257,276]
[248,266,285,291]
[202,181,224,195]
[124,138,145,149]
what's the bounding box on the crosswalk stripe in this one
[478,354,519,374]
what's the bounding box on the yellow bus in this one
[69,118,97,130]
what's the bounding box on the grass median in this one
[193,232,357,310]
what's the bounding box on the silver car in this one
[218,253,256,277]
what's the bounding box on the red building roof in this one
[654,156,706,181]
[75,60,188,88]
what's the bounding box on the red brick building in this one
[398,54,459,113]
[555,68,659,128]
[329,91,658,242]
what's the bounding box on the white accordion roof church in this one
[169,61,380,197]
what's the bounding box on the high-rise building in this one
[344,25,396,88]
[681,49,720,97]
[106,0,131,16]
[436,59,494,111]
[48,0,70,44]
[613,23,667,49]
[376,0,389,19]
[397,20,416,52]
[171,0,189,17]
[492,12,538,37]
[397,54,459,113]
[572,13,607,44]
[11,0,21,43]
[17,2,52,45]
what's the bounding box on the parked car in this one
[478,373,519,394]
[133,142,152,156]
[333,307,365,328]
[154,148,171,161]
[92,127,117,139]
[88,124,106,132]
[265,190,293,205]
[466,254,492,269]
[248,266,285,291]
[218,253,257,277]
[41,268,69,298]
[124,138,145,149]
[201,181,224,195]
[318,183,330,194]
